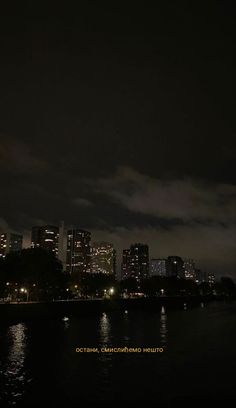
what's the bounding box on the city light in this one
[20,288,27,293]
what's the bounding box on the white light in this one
[6,282,10,286]
[109,287,114,295]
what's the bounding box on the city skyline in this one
[0,221,217,281]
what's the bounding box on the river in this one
[0,301,236,406]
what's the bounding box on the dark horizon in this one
[0,2,235,278]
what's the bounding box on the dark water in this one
[1,301,236,407]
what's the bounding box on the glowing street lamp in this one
[109,287,114,296]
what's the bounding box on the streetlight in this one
[20,288,29,301]
[109,287,114,296]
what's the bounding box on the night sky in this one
[0,1,235,277]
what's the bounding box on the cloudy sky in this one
[0,1,235,277]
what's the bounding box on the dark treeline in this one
[0,249,235,301]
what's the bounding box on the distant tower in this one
[121,249,131,279]
[207,273,215,287]
[195,269,207,284]
[122,243,149,280]
[31,225,59,256]
[150,259,167,277]
[183,259,196,280]
[66,229,91,275]
[166,256,184,278]
[91,242,116,275]
[58,221,67,271]
[0,232,23,258]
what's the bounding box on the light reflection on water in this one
[99,312,111,346]
[160,306,168,346]
[1,323,29,405]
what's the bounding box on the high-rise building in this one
[31,225,59,256]
[166,256,184,278]
[195,269,207,284]
[183,259,196,280]
[150,259,167,277]
[207,273,215,287]
[66,229,91,275]
[91,242,116,275]
[58,221,67,271]
[0,232,23,258]
[122,243,149,280]
[121,249,131,279]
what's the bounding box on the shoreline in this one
[0,295,233,322]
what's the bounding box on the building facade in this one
[91,242,116,275]
[195,269,208,284]
[122,243,149,280]
[150,258,167,277]
[31,225,59,256]
[0,232,23,258]
[207,273,215,287]
[121,249,131,279]
[183,259,196,280]
[166,256,184,278]
[66,229,91,275]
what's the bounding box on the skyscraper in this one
[58,221,67,271]
[195,269,207,284]
[121,249,131,279]
[150,259,167,277]
[166,256,184,278]
[0,232,23,258]
[122,243,149,280]
[66,229,91,275]
[91,242,116,275]
[183,259,196,280]
[31,225,59,256]
[207,273,215,287]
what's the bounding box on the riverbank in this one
[0,295,231,322]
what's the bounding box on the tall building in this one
[207,273,215,287]
[31,225,59,256]
[66,229,91,275]
[91,242,116,275]
[195,269,207,284]
[121,249,131,279]
[150,259,167,277]
[0,232,23,258]
[166,256,184,278]
[183,259,196,280]
[122,243,149,280]
[58,221,67,271]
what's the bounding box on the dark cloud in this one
[95,167,236,223]
[0,2,235,277]
[0,135,48,174]
[72,198,94,207]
